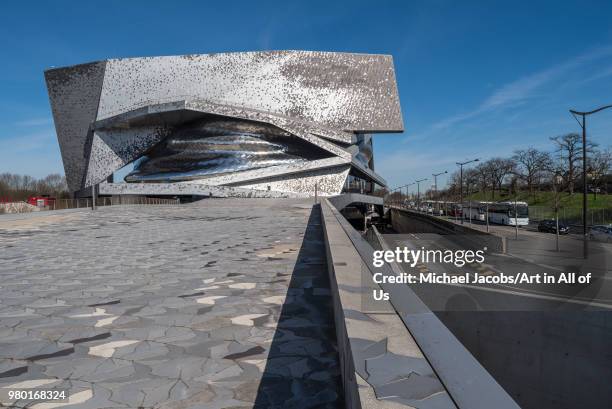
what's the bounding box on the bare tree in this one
[512,148,551,200]
[588,147,611,200]
[21,175,35,191]
[447,170,462,201]
[550,133,597,195]
[475,163,492,196]
[0,173,21,190]
[0,173,70,201]
[484,158,516,199]
[38,173,67,194]
[464,168,479,196]
[0,173,11,191]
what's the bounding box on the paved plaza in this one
[0,199,341,408]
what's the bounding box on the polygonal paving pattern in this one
[0,199,341,408]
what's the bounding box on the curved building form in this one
[45,51,403,197]
[125,118,332,183]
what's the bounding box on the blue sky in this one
[1,0,611,192]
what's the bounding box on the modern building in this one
[45,51,403,198]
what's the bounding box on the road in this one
[381,213,612,311]
[377,208,612,409]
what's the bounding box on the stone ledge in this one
[320,200,456,409]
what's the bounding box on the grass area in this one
[466,190,612,209]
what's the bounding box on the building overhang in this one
[45,51,403,195]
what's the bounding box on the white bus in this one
[487,201,529,226]
[462,201,490,222]
[422,200,446,215]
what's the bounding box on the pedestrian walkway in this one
[0,198,341,408]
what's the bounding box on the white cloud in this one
[578,65,612,85]
[14,117,53,127]
[431,45,612,130]
[0,130,56,153]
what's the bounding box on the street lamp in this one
[403,182,416,207]
[552,171,563,252]
[432,171,448,215]
[456,159,479,224]
[389,183,415,207]
[415,178,428,210]
[386,186,398,205]
[432,171,448,199]
[389,186,402,206]
[569,104,612,258]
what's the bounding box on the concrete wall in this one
[390,208,505,253]
[437,311,612,409]
[388,208,612,409]
[321,200,457,409]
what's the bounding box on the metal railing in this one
[56,196,180,210]
[384,200,612,227]
[528,206,612,226]
[1,196,180,214]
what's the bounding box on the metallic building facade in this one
[45,51,403,197]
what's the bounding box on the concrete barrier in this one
[390,208,506,253]
[328,193,384,211]
[321,200,457,409]
[323,200,521,409]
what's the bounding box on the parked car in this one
[589,225,612,242]
[588,186,607,194]
[537,219,570,234]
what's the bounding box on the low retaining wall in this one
[0,202,39,214]
[323,200,520,409]
[321,200,457,408]
[438,310,612,409]
[390,208,506,253]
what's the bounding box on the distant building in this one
[27,196,56,208]
[45,51,403,197]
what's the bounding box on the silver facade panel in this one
[45,51,403,195]
[45,61,107,192]
[84,126,170,187]
[124,119,331,183]
[96,51,404,132]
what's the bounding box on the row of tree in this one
[0,173,70,201]
[439,132,611,201]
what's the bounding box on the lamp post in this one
[433,170,448,215]
[514,195,519,240]
[390,187,401,206]
[415,178,428,211]
[91,184,97,211]
[467,179,472,225]
[552,171,563,252]
[456,159,479,224]
[386,187,398,206]
[389,183,415,207]
[569,104,612,258]
[402,183,417,207]
[403,182,416,208]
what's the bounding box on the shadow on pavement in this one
[253,204,343,408]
